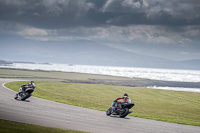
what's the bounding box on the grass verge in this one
[5,81,200,126]
[0,119,87,133]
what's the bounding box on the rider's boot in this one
[14,93,18,99]
[111,107,116,113]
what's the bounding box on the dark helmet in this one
[124,93,128,97]
[29,81,34,85]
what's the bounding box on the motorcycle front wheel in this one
[106,107,112,116]
[14,94,18,99]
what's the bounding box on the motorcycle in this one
[14,85,34,101]
[106,102,134,118]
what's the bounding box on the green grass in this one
[5,81,200,126]
[0,119,87,133]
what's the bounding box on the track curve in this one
[0,78,199,133]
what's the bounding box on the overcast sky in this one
[0,0,200,63]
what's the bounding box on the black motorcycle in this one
[106,102,134,118]
[14,85,34,101]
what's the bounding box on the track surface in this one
[0,78,199,133]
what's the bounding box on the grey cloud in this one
[15,24,199,47]
[102,0,200,26]
[0,0,96,29]
[1,0,92,16]
[1,0,200,29]
[0,0,200,47]
[146,0,200,25]
[101,0,200,26]
[102,0,148,12]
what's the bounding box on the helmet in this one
[123,93,128,97]
[30,81,34,84]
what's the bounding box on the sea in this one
[1,63,200,93]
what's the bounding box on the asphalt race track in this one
[0,78,200,133]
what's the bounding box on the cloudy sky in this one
[0,0,200,63]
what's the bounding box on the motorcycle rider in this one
[111,93,131,113]
[17,81,36,96]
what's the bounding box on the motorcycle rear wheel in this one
[119,108,129,118]
[21,93,31,101]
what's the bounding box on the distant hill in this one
[178,59,200,70]
[12,61,36,64]
[0,60,12,65]
[180,59,200,66]
[0,57,200,70]
[0,35,200,70]
[0,60,36,65]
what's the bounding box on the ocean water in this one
[147,86,200,93]
[1,63,200,92]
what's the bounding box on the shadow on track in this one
[109,115,130,120]
[15,99,30,102]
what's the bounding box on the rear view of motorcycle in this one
[106,102,134,118]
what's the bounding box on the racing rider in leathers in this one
[16,81,36,96]
[111,93,131,113]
